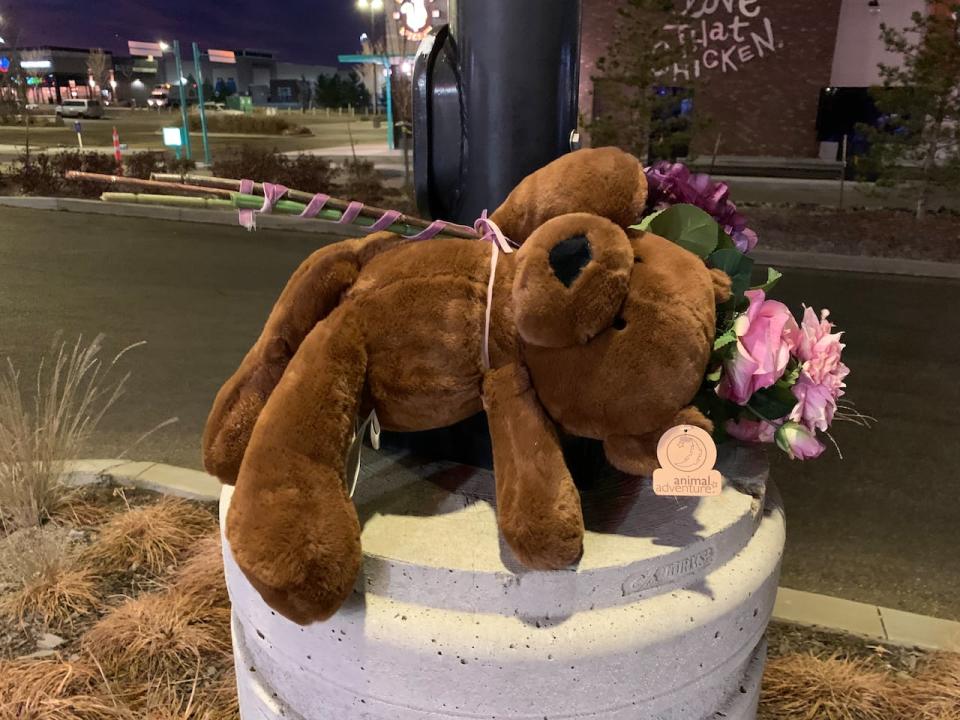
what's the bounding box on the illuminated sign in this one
[162,126,184,147]
[21,60,52,70]
[394,0,438,41]
[0,56,9,74]
[208,49,237,65]
[128,40,164,57]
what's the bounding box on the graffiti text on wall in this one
[655,0,783,82]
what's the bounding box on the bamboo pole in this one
[66,171,230,197]
[150,173,479,239]
[100,192,457,238]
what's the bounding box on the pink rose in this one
[725,416,779,444]
[788,306,849,433]
[717,289,799,405]
[775,422,826,460]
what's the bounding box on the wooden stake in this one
[150,173,479,239]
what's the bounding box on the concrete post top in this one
[222,444,770,618]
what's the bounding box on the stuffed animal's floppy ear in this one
[513,213,633,348]
[490,147,648,244]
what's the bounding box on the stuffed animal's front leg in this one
[226,307,367,625]
[483,363,584,570]
[203,233,400,485]
[603,406,714,476]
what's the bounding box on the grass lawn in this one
[0,108,387,162]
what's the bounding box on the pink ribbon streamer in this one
[238,180,289,230]
[474,211,515,371]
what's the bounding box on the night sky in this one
[11,0,367,66]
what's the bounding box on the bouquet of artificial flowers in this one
[639,161,869,460]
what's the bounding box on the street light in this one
[158,41,170,51]
[355,0,385,115]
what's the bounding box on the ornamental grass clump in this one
[0,526,99,628]
[0,335,138,533]
[82,589,231,684]
[169,531,228,608]
[761,652,902,720]
[0,657,122,720]
[83,497,215,575]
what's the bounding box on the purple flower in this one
[644,161,759,253]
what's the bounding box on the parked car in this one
[55,99,105,119]
[147,86,172,109]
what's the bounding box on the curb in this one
[65,458,960,653]
[751,248,960,280]
[0,196,361,239]
[4,195,959,280]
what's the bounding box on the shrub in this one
[211,146,338,193]
[189,112,311,136]
[8,151,117,198]
[340,157,389,206]
[124,151,197,180]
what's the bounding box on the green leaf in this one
[716,229,736,251]
[713,329,737,351]
[630,207,667,232]
[748,383,797,422]
[645,204,721,258]
[752,267,783,294]
[707,248,755,305]
[705,366,723,383]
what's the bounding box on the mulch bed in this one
[747,205,960,264]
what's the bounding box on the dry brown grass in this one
[0,657,123,720]
[909,652,960,719]
[53,498,116,528]
[120,672,238,720]
[762,653,903,720]
[83,589,231,684]
[0,335,138,533]
[170,532,229,609]
[84,497,215,575]
[0,525,100,628]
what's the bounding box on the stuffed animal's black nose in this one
[548,234,592,287]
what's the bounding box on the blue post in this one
[172,40,193,161]
[192,42,212,166]
[383,57,395,151]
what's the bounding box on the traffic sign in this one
[73,121,82,134]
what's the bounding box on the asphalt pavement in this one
[1,205,958,619]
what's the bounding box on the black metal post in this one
[392,0,583,469]
[414,0,582,223]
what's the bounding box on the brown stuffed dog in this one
[204,147,731,624]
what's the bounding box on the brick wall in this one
[580,0,844,158]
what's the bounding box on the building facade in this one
[580,0,926,159]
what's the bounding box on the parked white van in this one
[55,99,105,119]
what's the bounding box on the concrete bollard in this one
[221,446,783,719]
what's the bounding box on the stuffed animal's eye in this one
[634,256,643,264]
[612,316,627,330]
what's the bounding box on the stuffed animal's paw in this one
[500,499,584,571]
[226,494,362,625]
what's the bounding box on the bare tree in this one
[86,48,111,100]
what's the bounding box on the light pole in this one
[160,40,192,161]
[357,0,384,114]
